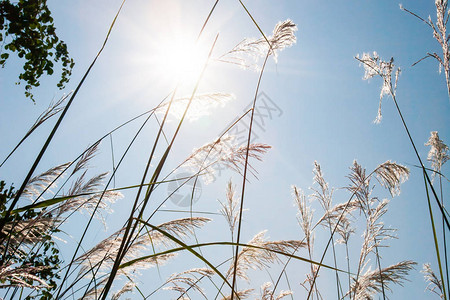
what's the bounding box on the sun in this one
[154,34,210,87]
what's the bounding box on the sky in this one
[1,0,450,299]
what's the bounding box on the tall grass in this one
[0,1,448,300]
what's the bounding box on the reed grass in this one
[0,1,448,300]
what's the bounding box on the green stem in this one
[424,170,448,300]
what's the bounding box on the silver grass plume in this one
[2,164,70,252]
[300,265,321,298]
[422,263,444,298]
[81,276,109,300]
[219,180,240,235]
[76,217,210,275]
[221,289,253,300]
[227,231,305,282]
[1,215,56,252]
[374,161,410,197]
[311,162,358,244]
[157,216,211,239]
[26,93,70,138]
[357,52,400,123]
[111,280,136,300]
[400,1,450,100]
[432,0,450,100]
[311,161,333,212]
[316,200,359,245]
[72,141,101,175]
[350,261,416,299]
[292,186,314,252]
[158,93,235,121]
[23,162,71,198]
[218,19,297,69]
[163,268,215,297]
[75,225,172,275]
[425,131,449,179]
[55,172,122,224]
[347,160,373,210]
[293,187,319,297]
[260,282,293,300]
[358,200,397,275]
[183,134,271,184]
[0,264,51,290]
[269,20,298,55]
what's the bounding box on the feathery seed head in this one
[374,161,409,197]
[425,131,449,176]
[183,135,271,184]
[357,52,398,123]
[350,261,416,299]
[219,20,297,69]
[422,263,444,298]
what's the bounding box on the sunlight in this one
[154,34,209,87]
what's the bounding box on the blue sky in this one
[1,0,449,299]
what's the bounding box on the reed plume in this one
[76,217,210,275]
[426,131,449,179]
[227,231,305,282]
[0,264,51,290]
[356,52,400,123]
[374,161,410,197]
[22,162,71,199]
[72,141,101,175]
[423,263,445,298]
[218,19,297,69]
[163,268,215,297]
[400,1,450,100]
[221,288,253,300]
[219,180,241,237]
[183,135,271,184]
[111,280,136,300]
[260,282,293,300]
[350,261,416,299]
